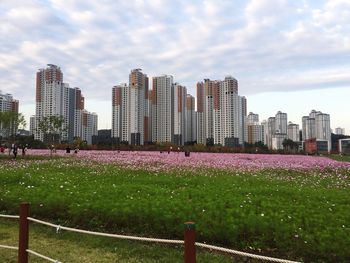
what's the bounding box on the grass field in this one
[0,151,349,262]
[328,154,350,162]
[0,220,233,263]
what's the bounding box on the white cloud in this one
[0,0,349,130]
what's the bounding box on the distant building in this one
[17,129,31,136]
[302,110,331,152]
[81,111,98,144]
[196,76,246,147]
[0,91,19,138]
[129,69,148,145]
[264,111,289,150]
[287,122,300,142]
[112,83,129,143]
[34,64,97,144]
[173,84,187,145]
[186,95,196,144]
[196,82,206,145]
[151,75,174,144]
[261,120,268,146]
[335,127,345,135]
[266,117,276,149]
[92,129,117,146]
[304,138,329,155]
[275,111,287,134]
[339,139,350,154]
[247,124,264,144]
[247,112,259,125]
[272,133,287,150]
[29,116,35,136]
[0,91,18,113]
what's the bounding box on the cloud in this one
[0,0,349,125]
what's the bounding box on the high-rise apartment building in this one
[186,94,196,144]
[266,117,276,149]
[129,69,148,145]
[335,127,345,135]
[0,91,19,137]
[0,91,18,113]
[315,112,331,149]
[112,84,129,143]
[196,76,246,147]
[81,111,98,144]
[287,122,300,142]
[151,75,174,143]
[34,64,97,144]
[302,110,331,151]
[247,112,259,125]
[275,111,288,134]
[196,82,206,145]
[247,125,264,144]
[204,79,218,145]
[246,112,264,144]
[221,76,245,147]
[173,84,187,145]
[265,111,288,150]
[302,110,320,140]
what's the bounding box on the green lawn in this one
[328,154,350,162]
[0,220,232,263]
[0,156,349,262]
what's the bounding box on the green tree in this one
[0,111,26,142]
[282,138,299,153]
[37,115,66,145]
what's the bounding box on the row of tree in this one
[0,112,66,146]
[0,111,26,142]
[1,112,302,154]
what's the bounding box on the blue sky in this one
[1,0,349,133]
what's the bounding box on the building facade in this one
[34,64,97,144]
[186,94,196,144]
[0,91,19,138]
[287,122,300,142]
[173,84,187,145]
[196,76,246,147]
[129,69,148,145]
[335,127,345,135]
[196,82,206,145]
[151,75,174,144]
[302,110,331,151]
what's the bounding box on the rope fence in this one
[27,249,61,263]
[0,244,18,250]
[0,204,301,263]
[196,243,298,263]
[0,214,19,219]
[28,217,184,244]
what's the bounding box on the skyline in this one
[1,0,349,132]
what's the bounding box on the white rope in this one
[27,249,61,262]
[28,217,184,244]
[196,243,300,263]
[27,217,300,262]
[0,214,19,219]
[0,244,18,250]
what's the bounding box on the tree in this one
[37,115,66,145]
[282,138,299,153]
[0,111,26,142]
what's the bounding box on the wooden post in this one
[18,203,30,263]
[184,221,196,263]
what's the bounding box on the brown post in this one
[184,221,196,263]
[18,203,30,263]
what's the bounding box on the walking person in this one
[22,145,27,156]
[13,144,18,159]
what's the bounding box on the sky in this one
[1,0,349,133]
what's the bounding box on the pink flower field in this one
[27,149,350,172]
